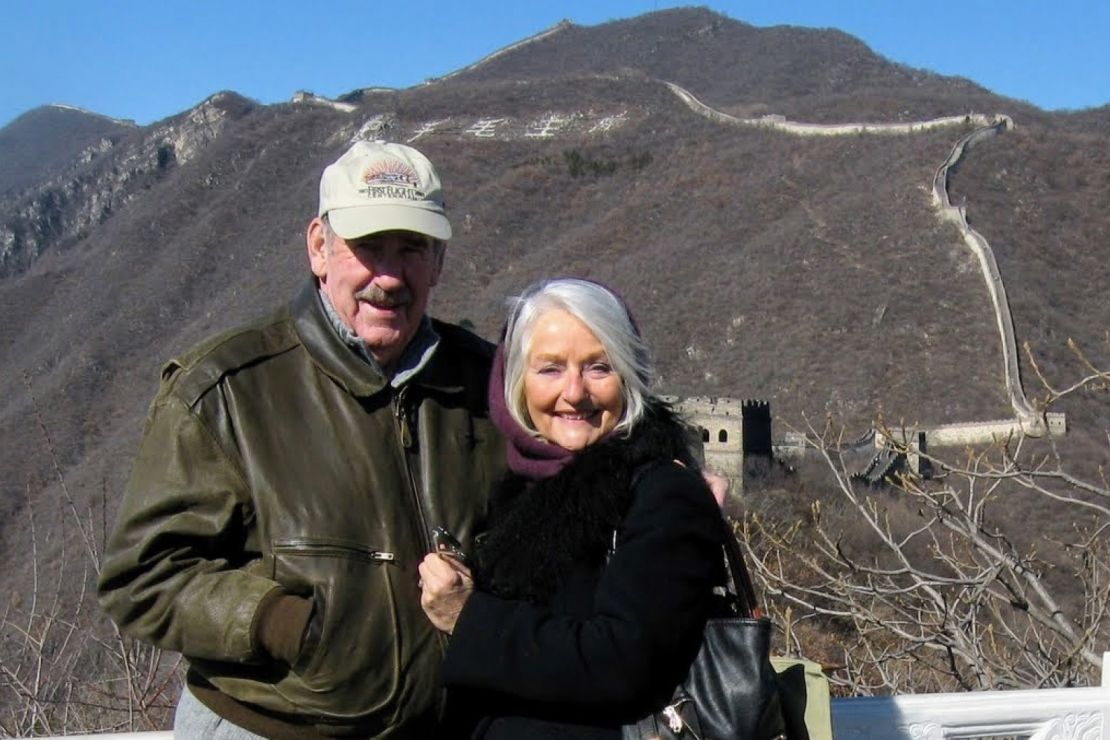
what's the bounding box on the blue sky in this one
[3,1,1107,128]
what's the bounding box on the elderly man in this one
[98,141,505,739]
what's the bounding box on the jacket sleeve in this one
[96,392,309,664]
[442,462,725,706]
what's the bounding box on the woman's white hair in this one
[502,278,654,438]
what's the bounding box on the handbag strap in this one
[719,515,763,619]
[627,460,764,618]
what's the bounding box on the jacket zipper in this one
[393,385,449,654]
[393,384,413,449]
[394,386,431,552]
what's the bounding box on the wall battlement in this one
[671,392,1067,490]
[667,395,773,490]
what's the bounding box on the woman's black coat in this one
[441,404,726,739]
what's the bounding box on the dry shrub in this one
[739,344,1110,695]
[0,378,181,737]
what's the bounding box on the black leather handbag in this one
[622,517,792,740]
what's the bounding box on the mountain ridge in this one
[1,6,1106,647]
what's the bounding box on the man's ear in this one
[430,242,446,287]
[306,217,329,278]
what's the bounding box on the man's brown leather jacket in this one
[97,279,505,738]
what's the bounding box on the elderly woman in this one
[419,278,725,739]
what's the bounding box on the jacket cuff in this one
[442,590,508,684]
[253,588,314,666]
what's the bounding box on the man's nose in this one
[366,249,405,282]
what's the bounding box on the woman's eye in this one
[536,365,562,375]
[587,363,612,376]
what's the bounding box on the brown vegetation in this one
[742,341,1110,694]
[1,379,179,736]
[1,6,1108,733]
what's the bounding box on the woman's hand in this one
[419,552,474,634]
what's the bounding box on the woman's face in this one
[523,309,625,451]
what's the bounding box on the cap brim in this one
[327,204,452,241]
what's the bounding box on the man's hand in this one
[674,458,731,508]
[418,553,473,634]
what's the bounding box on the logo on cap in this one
[360,160,424,202]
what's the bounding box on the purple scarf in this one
[488,342,576,481]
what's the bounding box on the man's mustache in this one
[354,284,412,307]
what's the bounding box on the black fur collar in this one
[476,401,695,603]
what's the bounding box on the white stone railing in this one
[22,655,1110,740]
[832,681,1110,738]
[16,735,172,740]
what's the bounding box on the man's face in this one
[307,220,444,368]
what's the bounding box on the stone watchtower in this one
[668,396,773,493]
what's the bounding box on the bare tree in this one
[0,378,181,737]
[744,342,1109,695]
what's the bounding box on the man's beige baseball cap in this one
[318,140,452,241]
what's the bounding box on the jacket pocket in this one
[273,538,396,568]
[270,537,404,716]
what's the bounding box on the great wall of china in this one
[290,20,1067,486]
[656,80,1065,483]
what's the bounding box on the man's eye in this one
[353,243,382,258]
[401,237,432,252]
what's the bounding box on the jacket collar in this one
[316,285,440,387]
[292,277,465,398]
[410,321,468,395]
